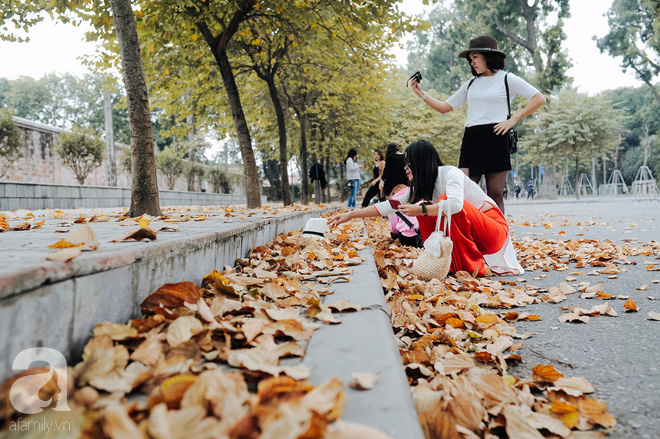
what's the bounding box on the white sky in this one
[0,0,645,95]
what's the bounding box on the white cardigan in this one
[374,166,524,275]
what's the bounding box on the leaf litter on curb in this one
[1,214,395,438]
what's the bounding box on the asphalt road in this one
[504,196,660,439]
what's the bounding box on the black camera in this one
[406,71,422,87]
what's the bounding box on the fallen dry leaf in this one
[45,247,82,262]
[350,372,378,390]
[112,227,158,242]
[648,311,660,321]
[327,299,362,312]
[623,298,638,312]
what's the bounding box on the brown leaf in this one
[93,322,139,341]
[112,227,158,242]
[141,282,203,318]
[167,316,204,347]
[301,377,345,421]
[101,403,143,439]
[325,421,395,439]
[327,298,362,312]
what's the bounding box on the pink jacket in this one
[387,187,419,237]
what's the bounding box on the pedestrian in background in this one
[410,35,546,213]
[380,143,408,198]
[361,149,386,208]
[527,179,535,200]
[345,148,365,211]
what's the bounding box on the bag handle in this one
[504,73,512,120]
[434,200,451,239]
[395,211,418,231]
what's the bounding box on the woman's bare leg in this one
[485,171,508,213]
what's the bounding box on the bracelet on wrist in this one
[420,91,429,101]
[421,204,427,215]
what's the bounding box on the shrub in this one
[0,107,22,179]
[155,147,184,190]
[208,166,231,193]
[183,161,207,192]
[55,126,105,185]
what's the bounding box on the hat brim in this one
[458,47,506,59]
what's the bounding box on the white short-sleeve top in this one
[373,166,524,275]
[445,70,539,127]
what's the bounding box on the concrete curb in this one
[302,241,424,439]
[0,207,336,381]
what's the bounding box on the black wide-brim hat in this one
[458,35,506,59]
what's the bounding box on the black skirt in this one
[458,123,511,177]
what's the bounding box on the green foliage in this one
[183,161,207,192]
[524,90,626,165]
[55,126,105,184]
[118,146,132,175]
[155,147,184,190]
[0,107,22,178]
[207,166,231,193]
[597,0,660,99]
[0,73,133,144]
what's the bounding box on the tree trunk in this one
[111,0,161,216]
[215,49,261,208]
[538,166,558,199]
[574,155,580,200]
[264,76,292,206]
[298,113,309,205]
[324,154,330,203]
[103,90,117,187]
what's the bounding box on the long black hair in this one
[467,51,506,77]
[385,142,399,157]
[405,140,443,203]
[346,148,358,161]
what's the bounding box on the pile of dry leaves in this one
[0,221,390,439]
[363,217,623,439]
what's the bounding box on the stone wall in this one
[1,116,251,196]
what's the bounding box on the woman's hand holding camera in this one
[410,78,424,98]
[398,204,422,217]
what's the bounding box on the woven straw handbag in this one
[410,200,453,281]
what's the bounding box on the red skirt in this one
[416,196,508,276]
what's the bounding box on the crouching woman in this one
[328,140,523,276]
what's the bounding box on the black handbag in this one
[504,73,518,154]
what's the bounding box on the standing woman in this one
[410,36,546,213]
[379,143,408,198]
[329,140,523,276]
[361,149,386,208]
[345,148,364,210]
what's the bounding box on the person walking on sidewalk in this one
[379,143,408,198]
[329,140,523,276]
[409,35,546,213]
[345,148,365,211]
[361,149,386,207]
[527,179,535,200]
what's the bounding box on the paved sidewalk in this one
[505,198,660,439]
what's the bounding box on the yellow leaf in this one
[251,38,261,45]
[560,411,580,429]
[624,298,638,312]
[446,318,464,328]
[139,218,150,228]
[475,313,499,324]
[49,239,84,250]
[551,400,578,414]
[407,294,424,300]
[191,34,198,41]
[164,67,170,75]
[532,364,564,382]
